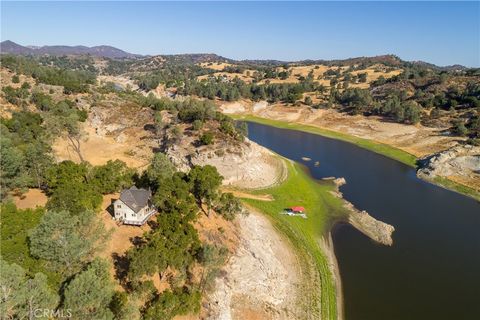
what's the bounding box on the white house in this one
[114,186,156,225]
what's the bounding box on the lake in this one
[245,121,480,320]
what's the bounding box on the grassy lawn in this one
[233,114,417,167]
[240,160,348,319]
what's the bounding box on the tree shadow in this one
[112,253,130,288]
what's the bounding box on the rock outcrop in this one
[418,144,480,178]
[332,178,395,246]
[165,135,286,189]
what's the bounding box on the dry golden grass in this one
[198,71,255,82]
[198,62,235,71]
[196,63,402,89]
[348,65,402,89]
[52,125,153,169]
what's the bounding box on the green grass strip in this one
[240,161,348,319]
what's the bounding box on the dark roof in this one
[119,187,151,213]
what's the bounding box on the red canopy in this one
[291,206,305,212]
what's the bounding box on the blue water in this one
[245,121,480,320]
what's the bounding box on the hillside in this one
[1,48,478,196]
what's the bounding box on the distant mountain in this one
[0,40,33,55]
[0,40,470,70]
[0,40,142,59]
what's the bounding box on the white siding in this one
[113,199,156,225]
[114,199,136,221]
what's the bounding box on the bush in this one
[304,96,313,105]
[453,120,469,136]
[192,120,203,131]
[215,193,243,220]
[199,132,214,145]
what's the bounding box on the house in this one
[113,187,156,225]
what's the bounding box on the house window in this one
[117,205,121,208]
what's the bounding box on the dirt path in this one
[221,188,274,201]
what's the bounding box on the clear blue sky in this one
[1,1,479,66]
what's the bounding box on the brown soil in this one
[12,189,48,209]
[98,194,151,290]
[53,125,153,169]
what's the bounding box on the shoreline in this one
[238,160,345,319]
[320,232,344,320]
[234,114,480,202]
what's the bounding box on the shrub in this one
[199,132,214,145]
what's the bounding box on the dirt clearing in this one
[12,189,48,209]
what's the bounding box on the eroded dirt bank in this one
[418,144,480,193]
[205,211,302,320]
[165,136,287,189]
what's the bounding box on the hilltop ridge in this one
[1,40,471,70]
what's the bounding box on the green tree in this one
[91,160,134,194]
[63,259,115,320]
[0,259,58,320]
[12,74,20,83]
[29,210,109,274]
[45,161,102,214]
[358,72,368,83]
[403,101,422,124]
[109,292,140,320]
[45,161,88,190]
[192,120,203,131]
[141,153,176,191]
[152,172,195,215]
[304,96,313,106]
[187,165,223,215]
[128,209,200,282]
[0,132,26,198]
[197,244,228,292]
[453,120,469,136]
[143,289,201,320]
[46,181,102,215]
[215,193,243,221]
[0,203,57,282]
